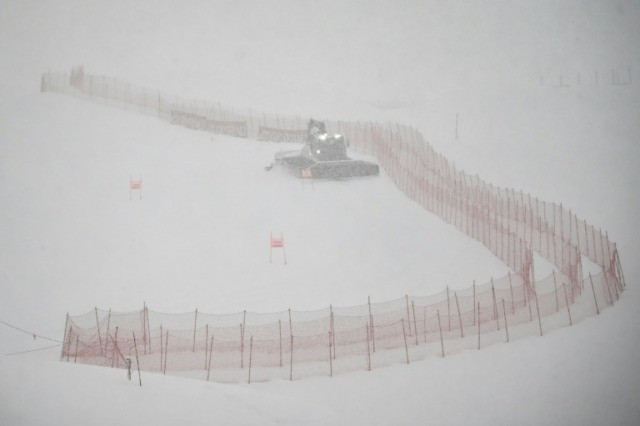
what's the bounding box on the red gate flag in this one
[130,176,142,201]
[270,235,284,248]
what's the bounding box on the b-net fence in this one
[46,67,626,383]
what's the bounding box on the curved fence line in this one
[44,66,626,383]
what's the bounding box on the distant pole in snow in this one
[455,113,459,139]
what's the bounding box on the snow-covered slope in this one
[1,1,639,425]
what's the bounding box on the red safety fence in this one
[44,67,626,382]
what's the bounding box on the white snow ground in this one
[1,1,639,425]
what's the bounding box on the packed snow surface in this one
[1,1,639,425]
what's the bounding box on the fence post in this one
[94,307,103,357]
[192,308,198,352]
[368,296,376,352]
[61,313,69,361]
[491,278,499,330]
[239,324,244,368]
[105,309,111,356]
[423,306,428,343]
[66,326,72,362]
[289,334,294,381]
[473,280,476,325]
[589,273,600,315]
[114,326,120,367]
[563,283,573,326]
[411,301,419,345]
[454,292,463,338]
[532,280,543,336]
[160,325,163,371]
[206,336,214,382]
[328,331,333,377]
[204,324,209,369]
[502,299,509,343]
[437,309,444,358]
[508,272,515,314]
[366,324,371,371]
[132,332,142,386]
[145,305,151,352]
[553,271,559,312]
[163,331,169,375]
[477,302,481,350]
[279,319,283,367]
[248,336,253,384]
[446,286,451,332]
[401,319,409,364]
[405,295,412,336]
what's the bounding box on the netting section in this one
[61,270,621,383]
[45,67,626,382]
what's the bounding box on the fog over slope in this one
[1,1,639,425]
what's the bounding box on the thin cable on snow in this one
[5,343,63,356]
[0,319,63,344]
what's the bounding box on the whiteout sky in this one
[1,1,639,425]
